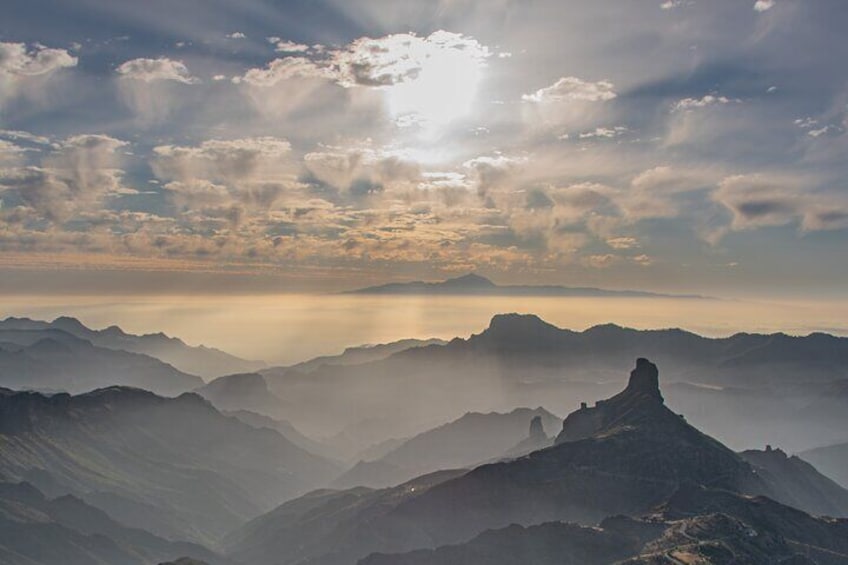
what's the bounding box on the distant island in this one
[345,273,709,299]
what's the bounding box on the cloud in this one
[269,38,310,53]
[238,30,490,90]
[523,77,617,103]
[0,42,77,77]
[714,174,848,232]
[660,0,693,9]
[226,32,247,39]
[673,95,734,111]
[116,58,199,83]
[152,137,297,219]
[578,126,629,139]
[235,57,333,86]
[754,0,775,12]
[0,134,128,222]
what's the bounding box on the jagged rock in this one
[528,416,545,441]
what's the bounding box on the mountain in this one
[0,316,264,378]
[285,338,448,374]
[223,470,469,565]
[0,386,340,545]
[739,446,848,518]
[333,408,561,489]
[228,359,848,565]
[346,273,706,298]
[195,372,283,416]
[799,442,848,489]
[262,314,848,453]
[0,481,225,565]
[224,409,342,462]
[501,415,553,459]
[360,484,848,565]
[0,327,203,395]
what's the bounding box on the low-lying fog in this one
[3,294,848,365]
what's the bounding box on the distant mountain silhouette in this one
[0,316,264,378]
[196,372,283,415]
[0,327,203,395]
[333,408,561,489]
[0,481,225,565]
[0,386,340,545]
[739,446,848,518]
[227,359,848,565]
[262,314,848,454]
[799,442,848,489]
[346,273,707,298]
[224,409,342,462]
[286,338,447,374]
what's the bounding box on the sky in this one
[1,0,847,297]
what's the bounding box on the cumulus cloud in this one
[714,174,848,232]
[116,57,199,83]
[303,148,421,199]
[269,38,310,53]
[0,42,77,107]
[152,137,297,220]
[0,134,128,222]
[523,77,617,103]
[673,95,734,111]
[0,42,77,77]
[235,57,333,86]
[754,0,775,12]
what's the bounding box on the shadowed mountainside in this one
[0,327,203,395]
[799,442,848,490]
[0,481,226,565]
[0,316,264,378]
[0,386,340,545]
[333,408,561,489]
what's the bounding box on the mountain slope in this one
[798,442,848,489]
[361,482,848,565]
[0,386,340,545]
[263,314,848,452]
[195,372,282,416]
[333,408,561,489]
[0,328,202,395]
[0,316,264,378]
[740,447,848,518]
[229,359,808,565]
[0,481,225,565]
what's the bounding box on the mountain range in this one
[333,408,561,489]
[0,386,340,545]
[0,316,264,379]
[225,359,848,565]
[346,273,708,299]
[257,314,848,453]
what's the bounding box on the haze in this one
[0,293,845,364]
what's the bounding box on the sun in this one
[384,34,487,136]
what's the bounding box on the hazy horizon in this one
[4,293,847,365]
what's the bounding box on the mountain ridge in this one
[345,273,709,299]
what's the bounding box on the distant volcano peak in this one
[442,273,496,287]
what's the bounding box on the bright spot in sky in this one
[382,31,489,135]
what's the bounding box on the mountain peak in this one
[556,358,676,444]
[625,357,663,403]
[442,273,496,287]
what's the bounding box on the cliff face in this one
[556,358,667,444]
